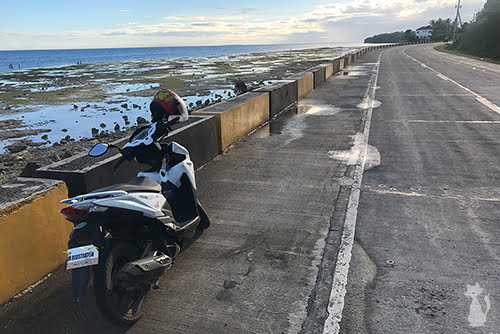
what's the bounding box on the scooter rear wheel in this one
[94,242,148,325]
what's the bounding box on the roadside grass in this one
[434,45,500,65]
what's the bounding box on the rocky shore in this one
[0,46,360,184]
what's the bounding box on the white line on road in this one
[368,188,500,202]
[322,52,383,334]
[386,120,500,124]
[402,48,500,115]
[423,45,500,74]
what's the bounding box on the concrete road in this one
[0,50,379,333]
[340,44,500,333]
[1,44,498,334]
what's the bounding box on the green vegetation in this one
[364,0,499,61]
[404,29,417,43]
[364,29,417,43]
[453,0,500,60]
[429,18,452,41]
[364,31,406,43]
[434,45,500,64]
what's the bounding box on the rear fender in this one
[72,266,92,302]
[68,221,103,249]
[67,221,103,301]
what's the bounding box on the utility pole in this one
[452,0,463,43]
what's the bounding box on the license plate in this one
[66,245,99,270]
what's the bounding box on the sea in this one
[0,43,362,74]
[0,42,363,153]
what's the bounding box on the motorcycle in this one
[60,117,210,324]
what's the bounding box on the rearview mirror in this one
[89,143,109,157]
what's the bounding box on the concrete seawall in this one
[0,42,414,304]
[34,116,219,197]
[192,92,270,151]
[0,178,71,304]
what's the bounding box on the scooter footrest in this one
[160,216,200,232]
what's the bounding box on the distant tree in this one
[454,0,500,59]
[364,31,405,43]
[404,29,418,42]
[429,18,452,41]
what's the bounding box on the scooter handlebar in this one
[112,117,180,172]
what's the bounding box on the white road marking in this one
[411,120,500,124]
[403,48,500,115]
[386,120,500,124]
[424,45,500,74]
[368,188,500,202]
[322,52,383,334]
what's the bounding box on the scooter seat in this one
[90,177,161,193]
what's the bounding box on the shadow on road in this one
[0,266,131,334]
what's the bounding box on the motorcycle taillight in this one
[60,205,91,222]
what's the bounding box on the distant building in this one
[416,25,432,39]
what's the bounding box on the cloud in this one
[1,1,487,49]
[304,0,460,22]
[164,8,257,22]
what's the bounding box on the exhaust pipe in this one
[116,252,172,289]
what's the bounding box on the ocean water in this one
[0,43,362,74]
[0,43,363,153]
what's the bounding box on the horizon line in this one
[0,41,364,52]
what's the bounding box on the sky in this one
[0,0,487,50]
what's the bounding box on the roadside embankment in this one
[0,41,419,305]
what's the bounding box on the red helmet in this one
[150,89,188,123]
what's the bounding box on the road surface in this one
[1,44,499,334]
[340,44,500,333]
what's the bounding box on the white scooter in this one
[60,117,210,324]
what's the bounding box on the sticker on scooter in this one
[66,245,99,270]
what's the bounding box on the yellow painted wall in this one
[339,58,345,71]
[0,182,71,304]
[193,93,269,151]
[297,73,314,98]
[325,64,334,79]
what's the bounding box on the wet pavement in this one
[4,44,495,334]
[0,49,381,333]
[341,44,500,333]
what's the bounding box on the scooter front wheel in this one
[94,242,148,325]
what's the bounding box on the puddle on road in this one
[357,98,382,109]
[328,133,381,170]
[364,145,382,170]
[339,70,369,77]
[297,99,342,116]
[328,133,364,165]
[253,99,343,147]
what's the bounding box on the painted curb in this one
[193,92,270,151]
[0,178,71,304]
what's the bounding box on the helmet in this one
[150,89,188,123]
